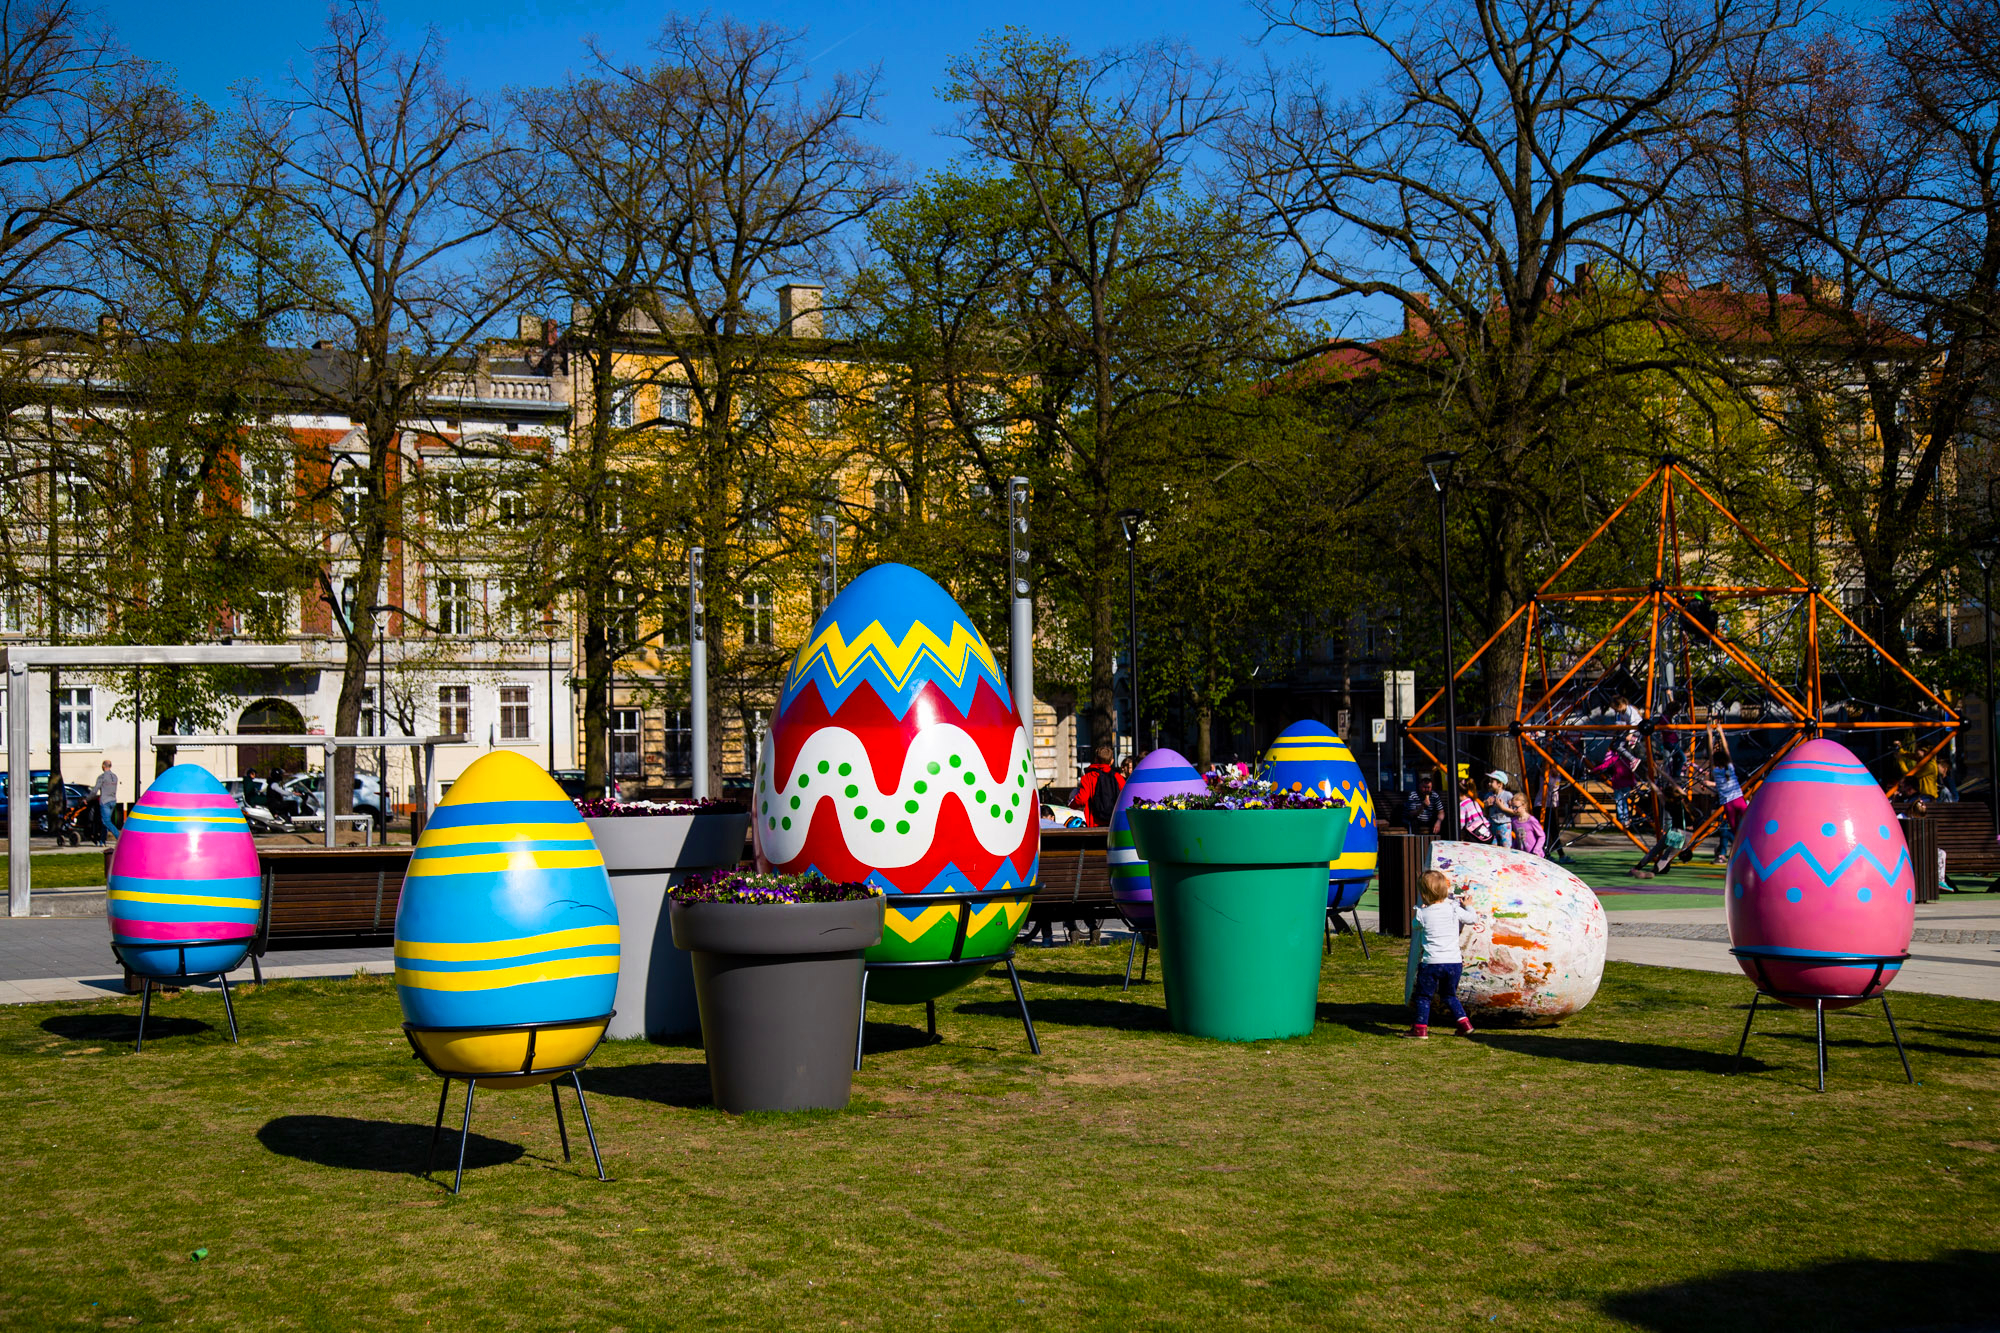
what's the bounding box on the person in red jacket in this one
[1074,746,1123,827]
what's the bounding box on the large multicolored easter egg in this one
[1263,721,1377,911]
[755,563,1038,1005]
[1726,738,1915,1009]
[1416,842,1607,1024]
[1108,749,1209,932]
[106,764,259,981]
[396,750,619,1086]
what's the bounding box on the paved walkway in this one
[0,916,390,1004]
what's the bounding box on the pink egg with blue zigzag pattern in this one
[1726,738,1915,1009]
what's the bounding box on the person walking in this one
[1404,869,1477,1039]
[93,761,119,844]
[1074,747,1122,829]
[1483,771,1515,849]
[45,771,77,847]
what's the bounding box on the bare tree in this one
[242,2,516,813]
[1242,0,1799,748]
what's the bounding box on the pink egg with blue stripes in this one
[1726,738,1916,1009]
[106,764,259,981]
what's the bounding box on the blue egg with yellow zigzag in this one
[1262,721,1377,910]
[396,751,620,1044]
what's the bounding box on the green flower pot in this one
[1128,807,1350,1041]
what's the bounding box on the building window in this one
[665,707,692,776]
[247,460,286,519]
[974,391,1007,447]
[492,578,536,636]
[603,583,640,651]
[660,385,691,426]
[611,707,641,775]
[434,578,472,636]
[360,686,379,738]
[742,587,773,647]
[57,600,98,637]
[496,489,530,529]
[0,595,22,634]
[437,685,471,736]
[337,466,367,524]
[734,393,764,432]
[499,685,532,741]
[873,478,905,516]
[873,384,901,426]
[601,479,628,531]
[58,687,91,745]
[806,391,839,437]
[610,386,636,430]
[57,469,91,519]
[253,589,290,635]
[433,473,471,530]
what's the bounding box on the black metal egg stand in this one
[402,1014,612,1194]
[1324,883,1372,960]
[110,939,245,1052]
[1729,947,1915,1092]
[854,887,1039,1070]
[1121,927,1157,991]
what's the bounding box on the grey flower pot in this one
[669,895,885,1113]
[587,811,751,1041]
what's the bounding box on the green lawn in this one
[31,851,108,890]
[2,942,1997,1331]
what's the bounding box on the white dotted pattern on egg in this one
[756,721,1034,867]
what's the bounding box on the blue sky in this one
[103,1,1317,175]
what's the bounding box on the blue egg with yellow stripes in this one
[396,751,619,1086]
[1262,721,1377,910]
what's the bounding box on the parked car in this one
[0,770,94,835]
[274,771,386,831]
[549,768,621,802]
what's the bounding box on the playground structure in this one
[1405,459,1960,853]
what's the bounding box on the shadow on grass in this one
[40,1012,210,1044]
[1317,1001,1414,1036]
[1010,965,1148,990]
[258,1114,523,1174]
[956,996,1169,1032]
[1473,1030,1772,1075]
[578,1061,711,1109]
[1600,1249,2000,1332]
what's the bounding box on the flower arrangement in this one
[575,797,747,818]
[668,869,881,905]
[1131,771,1347,812]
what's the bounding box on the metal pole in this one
[545,626,556,773]
[323,741,337,848]
[690,546,709,800]
[9,661,28,916]
[1985,558,1996,832]
[818,512,838,604]
[1008,477,1033,726]
[1437,474,1461,839]
[1126,533,1140,759]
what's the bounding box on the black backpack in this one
[1085,768,1120,826]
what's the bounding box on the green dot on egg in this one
[1010,793,1020,806]
[1005,812,1014,824]
[781,817,791,830]
[964,773,976,785]
[905,799,920,813]
[927,761,940,775]
[767,818,776,830]
[870,819,885,833]
[914,780,928,794]
[844,783,858,798]
[817,761,829,774]
[790,795,800,810]
[976,790,987,803]
[949,754,962,768]
[761,800,768,813]
[838,762,852,777]
[854,806,868,820]
[989,805,1001,818]
[896,820,910,834]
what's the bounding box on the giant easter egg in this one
[1107,749,1209,932]
[1263,721,1377,910]
[1419,842,1607,1024]
[107,764,259,981]
[1726,738,1915,1008]
[396,750,619,1084]
[756,563,1038,1004]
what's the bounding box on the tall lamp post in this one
[1117,508,1144,760]
[1424,452,1462,838]
[542,613,559,774]
[1977,542,1998,831]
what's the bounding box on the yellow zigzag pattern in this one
[788,619,1000,696]
[882,897,1029,945]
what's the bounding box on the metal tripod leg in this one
[452,1079,477,1195]
[1881,994,1914,1083]
[1732,992,1760,1073]
[216,972,239,1043]
[1122,935,1138,991]
[1815,999,1827,1093]
[250,952,264,987]
[1324,910,1333,956]
[1350,908,1371,959]
[1140,939,1150,983]
[925,999,937,1038]
[571,1071,607,1182]
[1006,955,1040,1055]
[134,976,152,1053]
[424,1077,450,1178]
[552,1078,572,1162]
[853,967,870,1072]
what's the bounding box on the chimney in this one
[96,313,119,341]
[517,313,540,342]
[1574,264,1594,289]
[778,283,824,339]
[1402,294,1431,341]
[542,318,558,347]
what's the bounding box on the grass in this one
[32,851,107,891]
[1,942,1997,1331]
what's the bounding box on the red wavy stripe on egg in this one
[772,676,1023,789]
[765,787,1037,893]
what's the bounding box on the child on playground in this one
[1707,720,1747,862]
[1405,869,1478,1040]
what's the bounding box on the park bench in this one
[1028,827,1122,943]
[246,846,413,979]
[1895,800,2000,890]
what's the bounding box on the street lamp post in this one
[1978,544,1998,832]
[1117,509,1144,760]
[542,613,558,773]
[1424,452,1462,839]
